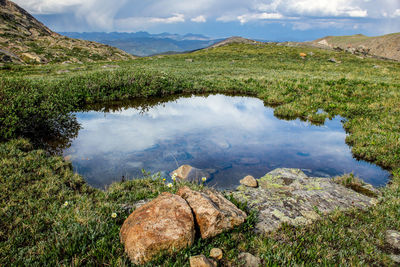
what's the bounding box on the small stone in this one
[210,248,223,260]
[190,255,216,267]
[177,186,247,239]
[390,254,400,263]
[56,70,70,74]
[386,230,400,250]
[328,57,341,63]
[102,64,120,69]
[238,252,261,267]
[240,175,258,188]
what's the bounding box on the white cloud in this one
[149,13,185,23]
[280,0,368,18]
[191,15,207,23]
[13,0,83,14]
[237,12,283,24]
[13,0,400,32]
[115,14,185,31]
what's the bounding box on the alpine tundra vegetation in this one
[1,0,400,266]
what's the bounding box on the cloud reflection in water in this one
[64,94,390,189]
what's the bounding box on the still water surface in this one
[64,94,390,189]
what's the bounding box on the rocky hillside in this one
[309,33,400,61]
[0,0,134,64]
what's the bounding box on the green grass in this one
[1,43,400,265]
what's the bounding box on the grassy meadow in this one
[1,43,400,266]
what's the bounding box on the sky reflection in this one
[64,94,390,189]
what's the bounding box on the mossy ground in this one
[1,43,400,265]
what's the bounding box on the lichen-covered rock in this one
[240,175,258,188]
[237,252,261,267]
[189,255,216,267]
[177,186,247,239]
[386,230,400,250]
[171,165,215,183]
[120,192,195,265]
[209,248,223,260]
[390,254,400,263]
[231,168,377,233]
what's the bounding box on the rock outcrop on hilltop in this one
[309,33,400,61]
[0,0,134,64]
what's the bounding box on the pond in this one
[63,94,390,189]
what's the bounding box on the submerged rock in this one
[177,186,247,239]
[231,168,377,233]
[120,192,195,265]
[171,165,215,183]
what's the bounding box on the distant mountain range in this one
[60,32,223,57]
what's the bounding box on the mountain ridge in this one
[308,33,400,61]
[0,0,134,64]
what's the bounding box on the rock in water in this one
[189,255,216,267]
[120,192,195,265]
[240,175,258,188]
[232,168,377,233]
[177,186,247,239]
[238,252,261,267]
[171,165,214,183]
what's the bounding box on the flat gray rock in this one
[231,168,378,233]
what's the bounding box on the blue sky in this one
[14,0,400,41]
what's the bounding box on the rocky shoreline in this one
[119,167,384,265]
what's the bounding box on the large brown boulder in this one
[177,186,247,239]
[120,192,195,265]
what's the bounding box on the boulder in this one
[231,168,377,233]
[171,165,214,183]
[240,175,258,188]
[120,192,195,265]
[209,248,223,260]
[177,186,247,239]
[386,230,400,250]
[237,252,261,267]
[189,255,216,267]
